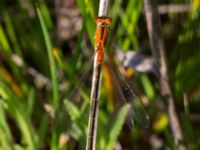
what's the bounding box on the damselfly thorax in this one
[95,17,112,51]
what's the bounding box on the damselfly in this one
[85,16,150,150]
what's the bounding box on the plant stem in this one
[143,0,186,150]
[98,0,110,16]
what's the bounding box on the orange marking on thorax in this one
[95,17,112,51]
[96,50,104,64]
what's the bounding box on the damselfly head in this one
[95,16,112,25]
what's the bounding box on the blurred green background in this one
[0,0,200,149]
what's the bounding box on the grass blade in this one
[36,6,59,112]
[106,104,130,150]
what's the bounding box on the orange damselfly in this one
[85,16,150,150]
[85,3,150,150]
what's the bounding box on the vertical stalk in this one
[86,52,103,150]
[98,0,110,17]
[143,0,186,150]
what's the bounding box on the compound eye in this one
[104,17,112,24]
[95,17,102,24]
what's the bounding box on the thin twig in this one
[98,0,110,16]
[143,0,186,150]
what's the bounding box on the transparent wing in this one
[121,84,150,128]
[132,96,150,128]
[53,56,94,126]
[64,55,94,100]
[106,61,150,128]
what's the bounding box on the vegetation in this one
[0,0,200,149]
